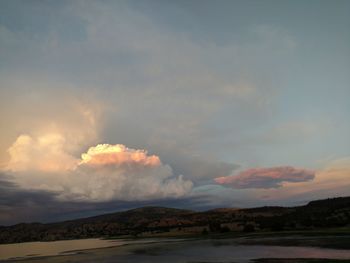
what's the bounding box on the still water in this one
[0,237,350,262]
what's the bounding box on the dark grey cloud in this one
[0,174,59,225]
[0,173,208,225]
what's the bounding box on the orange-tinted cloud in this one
[80,144,160,167]
[6,134,78,172]
[215,166,315,189]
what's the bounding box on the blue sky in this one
[0,0,349,224]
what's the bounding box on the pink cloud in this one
[80,144,161,167]
[215,166,315,189]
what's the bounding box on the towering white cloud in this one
[72,144,193,201]
[5,140,193,202]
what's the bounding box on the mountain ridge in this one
[1,196,349,244]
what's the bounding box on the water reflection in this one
[1,238,350,262]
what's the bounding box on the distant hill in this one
[0,196,349,244]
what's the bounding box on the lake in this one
[1,237,350,262]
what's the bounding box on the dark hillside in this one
[0,197,349,244]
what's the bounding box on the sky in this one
[0,0,349,225]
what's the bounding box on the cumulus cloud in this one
[5,142,193,202]
[80,144,161,167]
[6,134,78,172]
[215,166,315,189]
[73,144,193,201]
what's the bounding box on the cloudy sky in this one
[0,0,349,225]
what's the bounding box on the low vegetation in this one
[0,197,349,244]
